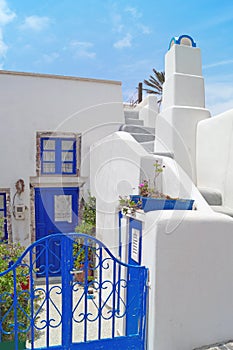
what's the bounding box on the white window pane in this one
[43,151,55,161]
[62,163,73,173]
[54,195,72,222]
[0,195,4,209]
[43,163,55,173]
[62,152,73,162]
[61,140,74,150]
[43,139,56,150]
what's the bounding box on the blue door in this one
[35,187,79,276]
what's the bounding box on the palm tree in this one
[143,69,165,107]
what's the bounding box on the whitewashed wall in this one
[142,210,233,350]
[90,131,211,251]
[0,71,124,243]
[156,43,211,183]
[197,109,233,209]
[91,131,233,350]
[134,94,158,128]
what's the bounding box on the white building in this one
[90,35,233,350]
[0,70,124,245]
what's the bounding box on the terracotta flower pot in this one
[74,265,93,283]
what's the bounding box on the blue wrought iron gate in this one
[0,233,148,350]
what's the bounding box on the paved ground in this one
[26,282,124,349]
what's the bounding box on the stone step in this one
[140,141,154,152]
[152,151,174,159]
[198,187,222,206]
[211,205,233,217]
[193,340,233,349]
[125,118,144,125]
[120,124,155,135]
[131,133,155,143]
[124,110,139,120]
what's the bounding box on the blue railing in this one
[0,233,148,350]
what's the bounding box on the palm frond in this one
[144,69,164,98]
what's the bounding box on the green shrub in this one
[0,242,41,343]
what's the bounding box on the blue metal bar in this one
[0,233,145,278]
[83,237,88,342]
[112,260,116,338]
[61,236,72,348]
[29,249,35,350]
[13,267,18,350]
[117,211,122,315]
[98,246,102,340]
[45,239,50,348]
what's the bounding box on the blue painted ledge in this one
[130,195,194,212]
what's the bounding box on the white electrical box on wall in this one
[14,204,26,220]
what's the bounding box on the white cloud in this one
[69,41,96,59]
[114,33,132,49]
[139,24,151,35]
[0,28,7,56]
[0,0,16,63]
[125,6,142,19]
[112,13,124,33]
[205,81,233,115]
[42,52,59,64]
[203,59,233,69]
[21,15,51,32]
[0,0,16,25]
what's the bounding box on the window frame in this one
[0,192,8,240]
[40,137,77,175]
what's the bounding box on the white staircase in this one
[120,109,155,152]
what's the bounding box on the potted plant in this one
[73,194,96,284]
[73,240,95,283]
[119,196,142,216]
[124,161,194,213]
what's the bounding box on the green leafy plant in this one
[75,193,96,236]
[0,242,29,343]
[0,241,42,344]
[119,196,142,215]
[139,161,167,198]
[73,240,95,283]
[74,194,96,281]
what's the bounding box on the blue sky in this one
[1,0,233,115]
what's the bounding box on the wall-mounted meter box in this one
[14,204,26,220]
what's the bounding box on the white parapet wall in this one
[90,130,233,350]
[142,210,233,350]
[134,94,158,128]
[90,131,212,249]
[197,108,233,211]
[90,131,148,251]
